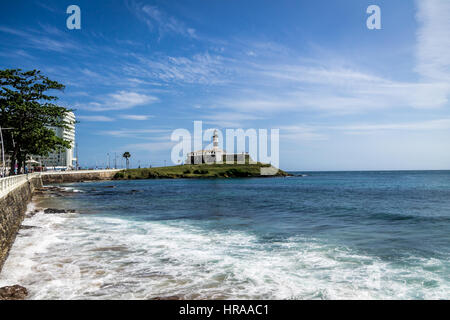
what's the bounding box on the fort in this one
[186,129,252,165]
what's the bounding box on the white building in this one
[186,129,250,164]
[37,112,76,170]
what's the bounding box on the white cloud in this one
[126,1,196,38]
[119,114,153,120]
[99,129,170,139]
[334,118,450,133]
[202,112,264,128]
[212,59,450,116]
[279,125,328,141]
[78,115,115,122]
[132,52,228,85]
[80,91,159,111]
[411,0,450,108]
[277,118,450,140]
[415,0,450,82]
[122,141,175,151]
[0,25,78,53]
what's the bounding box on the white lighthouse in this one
[213,129,219,151]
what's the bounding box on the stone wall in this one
[41,170,121,184]
[0,177,42,272]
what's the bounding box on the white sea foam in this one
[0,204,448,299]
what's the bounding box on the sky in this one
[0,0,449,171]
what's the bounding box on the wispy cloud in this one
[0,25,79,53]
[78,115,115,122]
[278,118,450,140]
[279,125,328,141]
[412,0,450,110]
[334,118,450,133]
[80,91,159,111]
[119,114,153,120]
[122,141,175,152]
[131,52,229,85]
[35,2,59,13]
[99,129,170,139]
[202,111,264,128]
[415,0,450,83]
[126,1,196,38]
[0,26,29,37]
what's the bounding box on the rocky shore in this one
[0,185,80,300]
[114,163,291,180]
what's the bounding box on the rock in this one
[27,209,40,217]
[151,295,182,300]
[20,225,38,230]
[0,285,28,300]
[103,185,115,188]
[44,208,76,214]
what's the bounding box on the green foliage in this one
[0,69,74,173]
[122,151,131,169]
[122,151,131,159]
[193,169,208,174]
[224,168,249,177]
[113,163,289,180]
[114,171,125,179]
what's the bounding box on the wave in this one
[0,203,448,300]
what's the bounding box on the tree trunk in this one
[17,154,23,175]
[9,154,16,176]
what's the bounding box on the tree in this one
[123,151,131,169]
[0,69,74,174]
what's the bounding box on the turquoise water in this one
[1,171,449,299]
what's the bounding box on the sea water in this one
[0,171,449,299]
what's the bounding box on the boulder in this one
[151,295,182,300]
[0,285,28,300]
[20,225,38,230]
[44,208,76,214]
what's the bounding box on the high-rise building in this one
[37,112,76,170]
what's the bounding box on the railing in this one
[0,169,123,199]
[0,172,40,199]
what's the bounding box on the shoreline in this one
[1,172,449,300]
[0,186,83,300]
[113,164,291,180]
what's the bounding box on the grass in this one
[113,162,290,180]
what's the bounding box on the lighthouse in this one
[213,129,219,150]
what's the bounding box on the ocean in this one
[0,170,449,299]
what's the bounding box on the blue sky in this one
[0,0,449,170]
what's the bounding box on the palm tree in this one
[122,152,131,169]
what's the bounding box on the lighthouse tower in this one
[213,129,219,150]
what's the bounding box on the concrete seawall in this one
[0,176,42,272]
[41,169,121,184]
